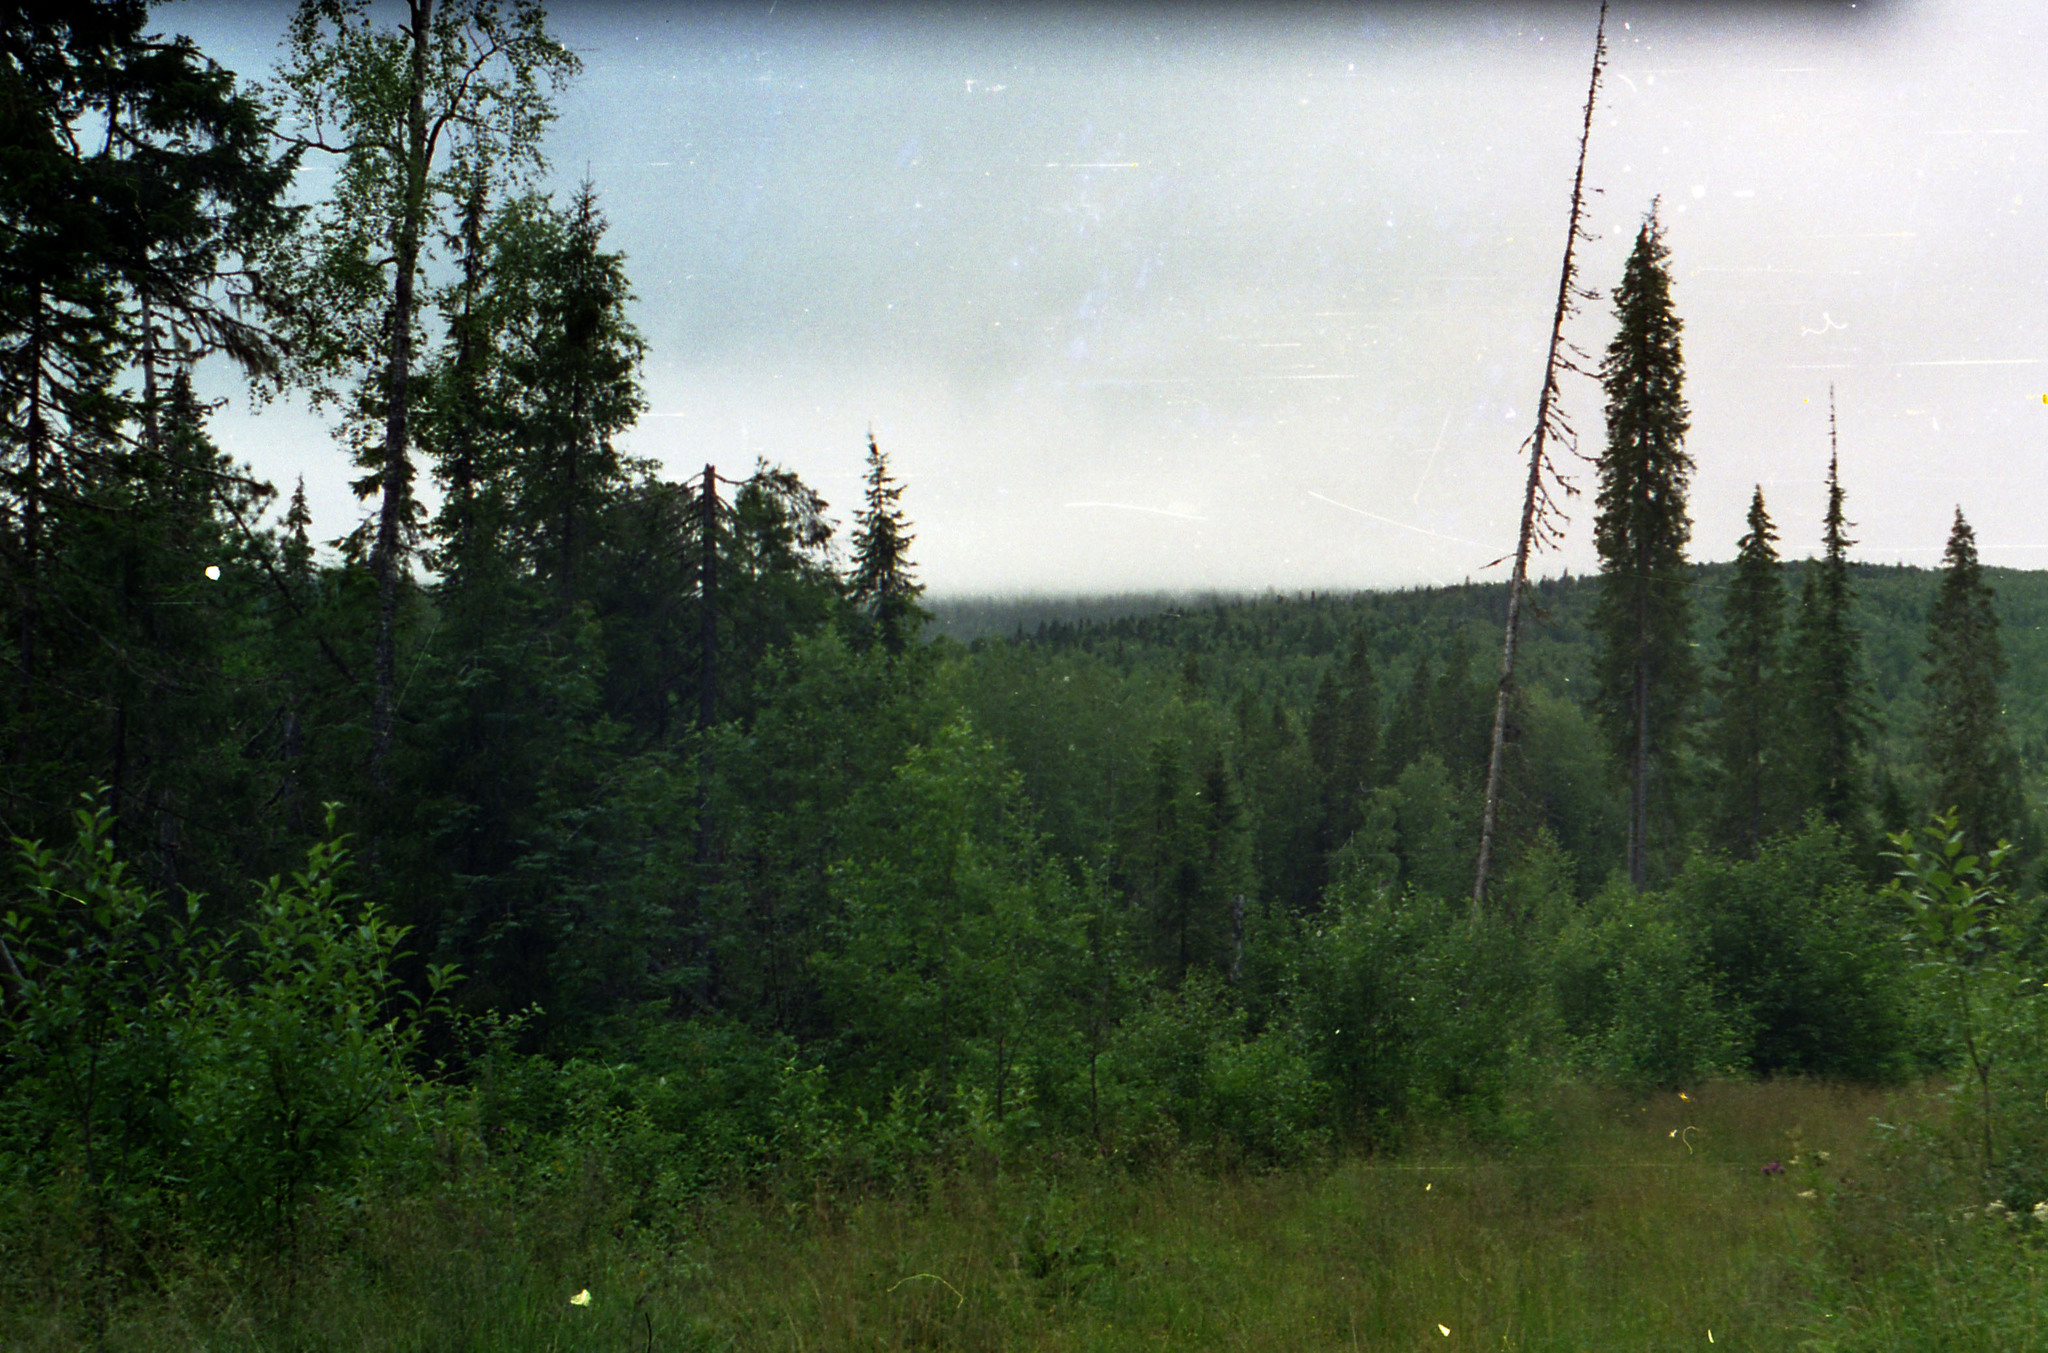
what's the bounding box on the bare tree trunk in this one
[1228,892,1245,986]
[1630,653,1650,888]
[1472,0,1609,921]
[697,465,718,728]
[692,465,720,1002]
[370,0,434,787]
[0,930,26,1010]
[17,286,46,754]
[444,168,488,571]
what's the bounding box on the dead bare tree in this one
[1471,0,1610,920]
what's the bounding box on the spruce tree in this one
[848,431,924,652]
[1309,632,1382,856]
[1709,487,1787,856]
[1428,627,1490,785]
[497,185,645,603]
[1788,409,1876,838]
[1920,508,2023,854]
[1590,204,1696,888]
[1383,651,1435,778]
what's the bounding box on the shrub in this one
[0,795,447,1340]
[1296,868,1548,1142]
[1548,880,1741,1087]
[1099,972,1327,1166]
[1678,819,1918,1079]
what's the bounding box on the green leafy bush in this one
[1678,819,1917,1079]
[1546,879,1739,1087]
[1099,973,1327,1166]
[1,795,447,1282]
[1885,811,2048,1203]
[1296,869,1547,1142]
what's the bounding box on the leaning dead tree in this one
[1471,0,1610,919]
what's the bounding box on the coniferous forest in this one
[6,4,2048,1350]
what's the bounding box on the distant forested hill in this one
[935,563,2048,864]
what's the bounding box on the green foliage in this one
[1099,973,1327,1166]
[1307,632,1382,857]
[701,626,945,1033]
[188,811,452,1246]
[1709,487,1793,856]
[1110,696,1255,984]
[1679,820,1917,1079]
[1371,753,1476,901]
[1545,879,1738,1087]
[847,432,926,653]
[1295,869,1546,1141]
[1790,442,1880,842]
[0,795,197,1320]
[269,0,577,403]
[1592,203,1697,887]
[1883,810,2048,1199]
[420,184,647,600]
[1,793,445,1299]
[1920,511,2025,856]
[22,14,2048,1341]
[815,718,1085,1124]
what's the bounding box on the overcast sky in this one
[169,0,2047,595]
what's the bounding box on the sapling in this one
[1884,809,2012,1180]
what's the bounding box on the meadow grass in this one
[9,1077,2043,1351]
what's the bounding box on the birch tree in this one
[269,0,574,781]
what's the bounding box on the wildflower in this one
[1679,1091,1691,1102]
[1987,1200,2010,1218]
[1797,1190,1818,1200]
[1438,1324,1451,1337]
[2034,1201,2048,1223]
[1762,1161,1785,1175]
[569,1289,593,1307]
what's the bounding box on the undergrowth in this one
[12,1077,2023,1352]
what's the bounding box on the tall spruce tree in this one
[1920,508,2023,854]
[847,431,923,653]
[1590,204,1696,889]
[1788,403,1876,838]
[492,185,645,603]
[1709,487,1788,856]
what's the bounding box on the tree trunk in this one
[445,171,487,571]
[1630,655,1650,888]
[17,285,46,752]
[370,0,434,786]
[698,464,717,728]
[1473,0,1609,919]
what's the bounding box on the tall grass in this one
[4,1077,2028,1352]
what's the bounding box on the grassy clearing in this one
[8,1078,2034,1352]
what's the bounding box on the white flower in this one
[2034,1201,2048,1223]
[569,1289,592,1307]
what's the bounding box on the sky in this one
[168,0,2048,596]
